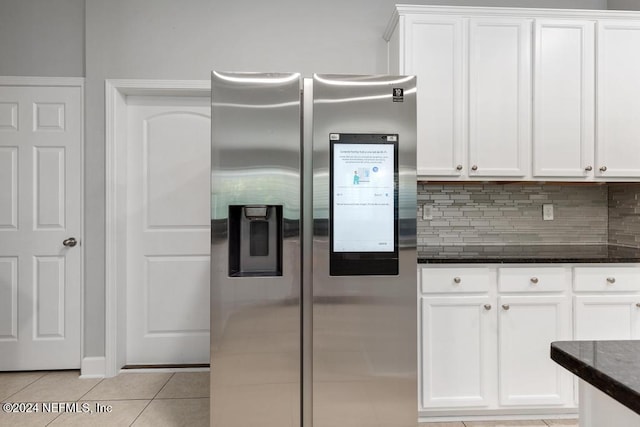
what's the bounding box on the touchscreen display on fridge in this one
[329,133,399,276]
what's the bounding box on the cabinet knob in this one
[453,277,461,284]
[585,165,593,172]
[636,303,640,308]
[471,165,478,171]
[456,164,463,171]
[530,277,539,284]
[484,304,492,311]
[606,277,616,284]
[502,304,510,311]
[600,166,607,172]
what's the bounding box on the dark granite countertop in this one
[417,244,640,264]
[551,340,640,415]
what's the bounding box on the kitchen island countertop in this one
[551,340,640,416]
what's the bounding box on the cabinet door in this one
[469,18,531,178]
[498,295,573,407]
[574,295,640,340]
[596,21,640,178]
[533,20,595,178]
[405,15,465,177]
[420,295,494,409]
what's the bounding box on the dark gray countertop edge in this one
[417,244,640,264]
[418,257,640,264]
[551,341,640,415]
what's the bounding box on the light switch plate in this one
[543,204,554,221]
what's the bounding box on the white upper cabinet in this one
[386,6,640,182]
[596,20,640,178]
[468,18,531,178]
[533,20,595,178]
[403,15,465,177]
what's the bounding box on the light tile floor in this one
[0,370,208,427]
[0,370,579,426]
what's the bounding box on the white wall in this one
[1,0,612,359]
[608,0,640,10]
[0,0,84,77]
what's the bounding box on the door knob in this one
[63,237,78,247]
[502,304,510,311]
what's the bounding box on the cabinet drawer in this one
[574,267,640,292]
[420,267,491,294]
[498,267,569,293]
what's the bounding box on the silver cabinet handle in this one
[502,304,510,310]
[585,165,593,171]
[530,277,539,284]
[453,277,461,284]
[600,166,607,172]
[471,165,478,171]
[484,304,492,310]
[606,277,616,284]
[456,164,463,171]
[63,237,77,247]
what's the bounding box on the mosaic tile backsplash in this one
[417,183,614,252]
[609,184,640,248]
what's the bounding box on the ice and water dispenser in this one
[228,205,283,276]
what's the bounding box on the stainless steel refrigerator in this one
[210,72,417,427]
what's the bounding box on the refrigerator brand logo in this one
[392,88,404,102]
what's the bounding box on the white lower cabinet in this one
[574,295,640,340]
[420,263,640,419]
[573,265,640,340]
[420,295,494,408]
[498,295,573,407]
[420,265,576,418]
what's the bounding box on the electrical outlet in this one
[423,205,433,220]
[543,204,554,221]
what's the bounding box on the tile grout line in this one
[128,372,175,427]
[50,368,107,426]
[76,372,105,402]
[3,370,51,402]
[152,372,176,401]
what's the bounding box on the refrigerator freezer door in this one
[210,72,301,427]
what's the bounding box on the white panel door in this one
[533,19,595,178]
[469,18,531,178]
[405,15,466,177]
[126,96,211,365]
[420,295,494,409]
[0,84,82,370]
[596,21,640,178]
[498,295,573,407]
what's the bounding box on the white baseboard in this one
[120,367,210,374]
[80,356,106,378]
